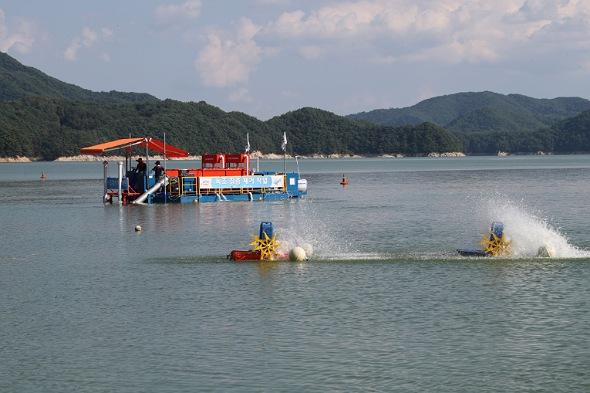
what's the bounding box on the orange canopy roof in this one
[80,137,190,158]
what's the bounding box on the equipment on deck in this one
[80,137,308,205]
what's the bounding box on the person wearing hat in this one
[134,157,148,192]
[135,157,147,173]
[152,160,164,181]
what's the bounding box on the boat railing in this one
[180,176,198,196]
[161,175,288,198]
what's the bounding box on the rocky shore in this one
[0,156,33,163]
[0,151,470,162]
[427,152,466,158]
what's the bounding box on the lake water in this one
[1,156,589,392]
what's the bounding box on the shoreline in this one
[1,151,469,163]
[0,151,569,163]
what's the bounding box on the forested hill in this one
[0,52,157,104]
[266,108,462,155]
[553,110,590,152]
[0,98,462,159]
[2,51,590,159]
[348,92,590,134]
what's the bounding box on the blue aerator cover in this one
[491,222,504,238]
[259,222,273,239]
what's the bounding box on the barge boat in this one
[80,137,308,204]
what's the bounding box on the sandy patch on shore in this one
[0,156,33,163]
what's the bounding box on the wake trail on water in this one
[272,196,588,261]
[276,202,351,259]
[480,196,589,258]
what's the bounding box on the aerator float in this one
[229,222,310,262]
[457,222,512,257]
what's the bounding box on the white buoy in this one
[289,246,307,262]
[135,225,142,232]
[301,243,314,257]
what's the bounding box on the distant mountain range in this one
[1,51,590,159]
[0,52,157,104]
[348,91,590,134]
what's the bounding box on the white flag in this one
[245,133,250,153]
[281,132,287,151]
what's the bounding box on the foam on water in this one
[481,197,589,258]
[274,195,589,261]
[277,216,348,259]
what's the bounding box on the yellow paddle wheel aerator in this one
[250,222,281,260]
[480,222,511,257]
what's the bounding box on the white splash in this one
[483,198,588,258]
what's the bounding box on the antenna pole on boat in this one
[281,132,287,173]
[145,137,149,204]
[295,155,300,177]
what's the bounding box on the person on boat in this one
[136,157,147,173]
[134,157,147,192]
[152,161,164,180]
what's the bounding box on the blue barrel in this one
[491,222,504,238]
[259,222,273,239]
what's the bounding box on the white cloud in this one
[154,0,201,26]
[256,0,291,5]
[64,26,114,62]
[281,89,299,98]
[0,9,35,54]
[194,0,590,93]
[0,9,5,39]
[101,27,114,40]
[264,0,590,65]
[298,45,322,59]
[195,18,263,87]
[81,27,98,47]
[228,87,253,103]
[64,40,81,61]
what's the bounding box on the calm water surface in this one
[1,156,589,392]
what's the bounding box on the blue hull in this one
[153,192,305,204]
[457,249,488,257]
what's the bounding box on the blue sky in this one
[1,0,589,119]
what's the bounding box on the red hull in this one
[229,250,261,261]
[229,250,289,262]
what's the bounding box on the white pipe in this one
[220,154,225,168]
[132,177,169,204]
[163,132,167,205]
[145,138,149,204]
[117,161,123,204]
[103,160,108,203]
[215,192,228,201]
